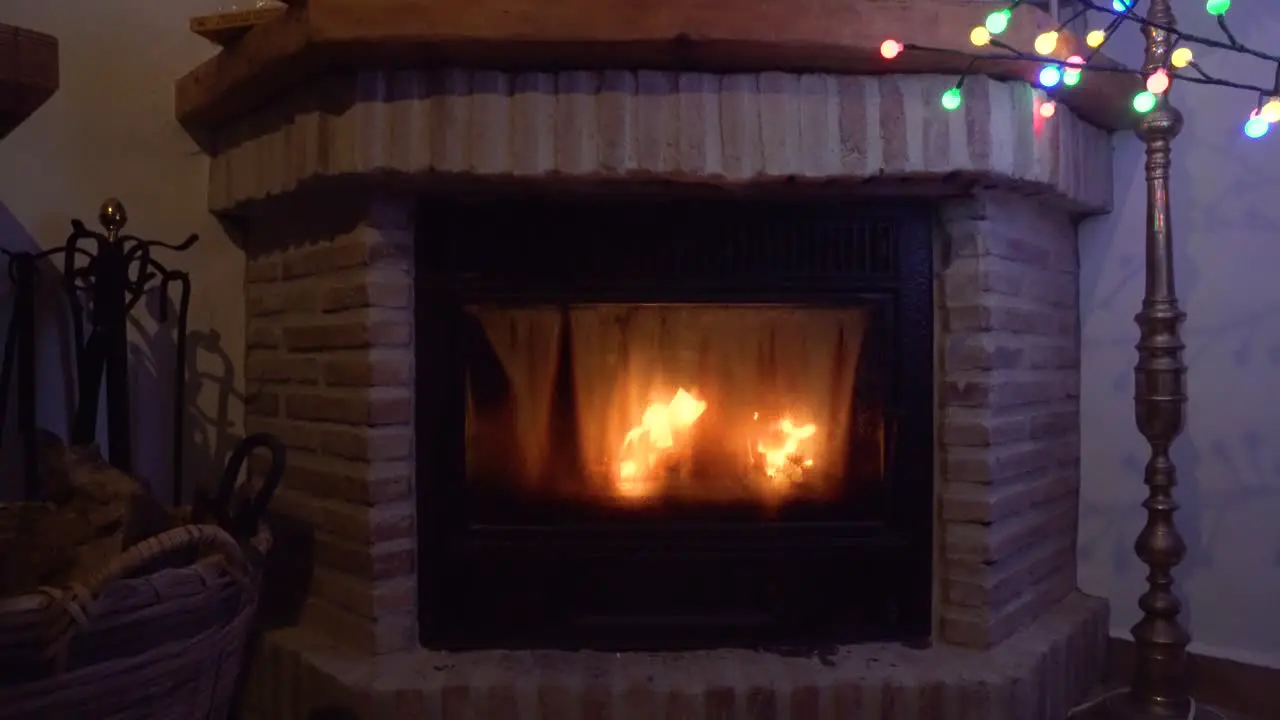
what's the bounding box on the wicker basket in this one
[0,514,272,719]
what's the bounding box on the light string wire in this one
[883,0,1280,137]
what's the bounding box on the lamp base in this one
[1073,690,1228,720]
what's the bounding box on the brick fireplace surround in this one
[179,2,1132,717]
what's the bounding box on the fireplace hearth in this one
[415,194,934,649]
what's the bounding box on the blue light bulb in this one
[1244,115,1270,139]
[1112,0,1132,12]
[1039,65,1063,88]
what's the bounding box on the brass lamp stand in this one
[1102,0,1206,718]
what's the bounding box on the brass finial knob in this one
[1135,102,1184,144]
[99,198,128,233]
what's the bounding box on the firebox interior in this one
[415,191,934,650]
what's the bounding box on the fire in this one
[615,388,707,498]
[613,388,820,500]
[753,414,817,486]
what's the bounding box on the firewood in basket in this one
[0,431,176,596]
[53,441,173,548]
[0,504,75,596]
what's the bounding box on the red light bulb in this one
[1039,101,1057,119]
[880,40,904,59]
[1146,69,1170,95]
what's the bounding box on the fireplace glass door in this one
[416,193,933,650]
[463,301,887,524]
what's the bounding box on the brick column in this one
[244,198,418,655]
[936,191,1082,648]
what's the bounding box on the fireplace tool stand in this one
[1099,1,1206,718]
[0,198,197,503]
[0,250,39,499]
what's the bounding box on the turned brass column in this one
[1117,0,1194,717]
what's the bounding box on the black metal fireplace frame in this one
[415,190,934,651]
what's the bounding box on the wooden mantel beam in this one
[0,24,59,141]
[175,0,1141,135]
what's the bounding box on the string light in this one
[1262,98,1280,123]
[1064,56,1084,87]
[1146,69,1171,95]
[1035,31,1059,55]
[1244,110,1269,139]
[985,9,1012,35]
[881,0,1280,138]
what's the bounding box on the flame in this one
[754,416,817,485]
[612,388,819,501]
[615,388,707,498]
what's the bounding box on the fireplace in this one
[415,193,933,649]
[178,0,1135,712]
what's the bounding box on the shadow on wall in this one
[0,200,241,505]
[1077,6,1280,662]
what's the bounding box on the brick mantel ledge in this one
[208,69,1114,215]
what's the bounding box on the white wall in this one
[1079,3,1280,666]
[0,0,244,500]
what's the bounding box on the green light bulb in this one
[1205,0,1231,16]
[941,88,963,111]
[1063,69,1082,87]
[1133,91,1157,114]
[985,9,1012,35]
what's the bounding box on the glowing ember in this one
[615,388,707,498]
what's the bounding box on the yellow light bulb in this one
[1086,30,1106,48]
[970,26,992,47]
[1034,31,1059,56]
[1170,47,1193,68]
[1263,98,1280,124]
